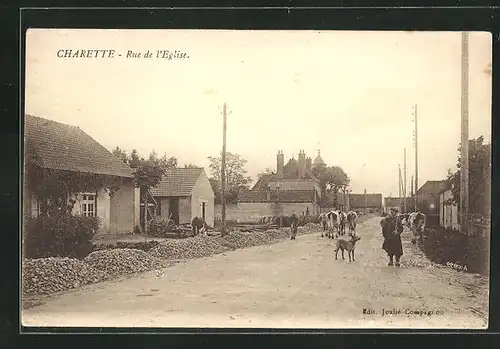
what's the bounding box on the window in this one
[81,193,96,217]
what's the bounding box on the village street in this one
[22,216,489,329]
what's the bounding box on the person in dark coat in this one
[380,207,404,266]
[290,213,299,240]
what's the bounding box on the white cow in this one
[326,210,341,239]
[408,212,426,244]
[338,211,347,236]
[326,211,338,238]
[346,210,358,236]
[319,213,329,236]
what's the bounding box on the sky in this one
[25,29,492,198]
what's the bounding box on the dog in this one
[334,235,362,262]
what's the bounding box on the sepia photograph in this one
[21,29,491,329]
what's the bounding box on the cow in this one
[338,211,347,236]
[400,213,411,227]
[191,216,208,237]
[407,212,426,244]
[326,210,340,239]
[346,210,358,236]
[319,213,329,236]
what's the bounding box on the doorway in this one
[169,198,180,225]
[202,202,206,221]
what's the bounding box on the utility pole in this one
[144,189,148,242]
[221,103,227,236]
[399,164,404,212]
[398,165,402,199]
[410,174,414,211]
[460,31,470,235]
[414,104,419,212]
[410,174,414,194]
[404,148,407,213]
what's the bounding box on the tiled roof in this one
[149,167,204,197]
[24,114,133,178]
[417,180,447,196]
[349,193,383,208]
[252,175,272,190]
[238,190,268,202]
[251,163,319,191]
[239,189,316,203]
[282,158,318,180]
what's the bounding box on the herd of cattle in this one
[318,210,427,243]
[318,210,358,239]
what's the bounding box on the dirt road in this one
[22,217,489,329]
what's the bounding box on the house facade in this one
[149,167,215,227]
[416,180,446,225]
[24,114,140,234]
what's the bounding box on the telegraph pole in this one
[414,104,419,212]
[460,31,470,235]
[398,165,402,199]
[221,103,227,236]
[404,148,407,213]
[399,164,404,211]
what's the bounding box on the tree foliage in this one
[312,165,350,207]
[257,168,275,179]
[208,152,252,204]
[112,147,177,190]
[445,136,491,218]
[312,165,350,192]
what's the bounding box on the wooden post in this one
[399,164,404,211]
[144,189,148,243]
[414,104,419,212]
[404,148,407,213]
[398,165,402,199]
[221,103,227,236]
[460,31,470,235]
[411,174,414,210]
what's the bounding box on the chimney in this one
[298,150,306,178]
[306,157,312,170]
[277,150,284,178]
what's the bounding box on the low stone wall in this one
[215,203,317,223]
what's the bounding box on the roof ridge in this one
[25,114,80,129]
[25,114,134,178]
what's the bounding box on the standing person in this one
[290,213,298,240]
[380,207,404,266]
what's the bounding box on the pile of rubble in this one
[22,257,109,296]
[148,235,232,260]
[84,249,166,279]
[23,223,322,297]
[222,230,276,249]
[297,223,320,235]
